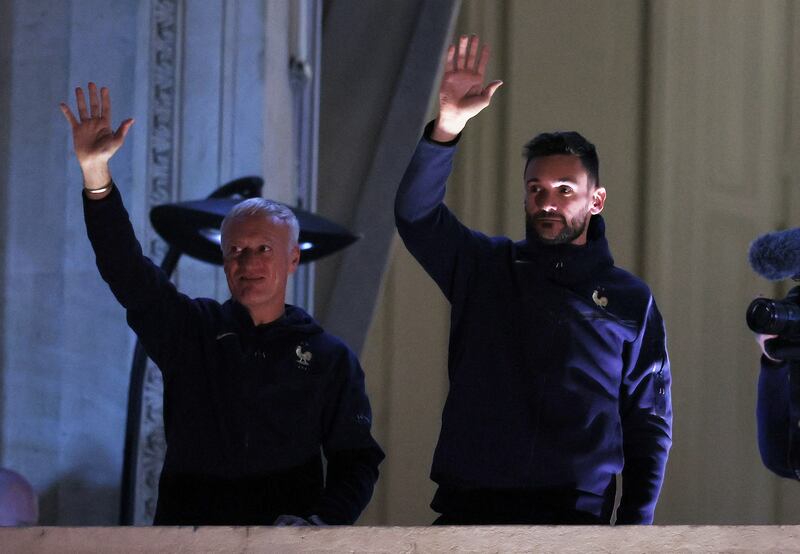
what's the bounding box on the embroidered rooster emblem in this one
[592,289,608,308]
[295,345,312,367]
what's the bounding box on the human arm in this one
[67,84,196,368]
[62,82,155,310]
[313,349,385,525]
[756,357,800,479]
[394,35,502,300]
[60,82,134,198]
[83,184,201,368]
[616,299,673,524]
[756,335,800,479]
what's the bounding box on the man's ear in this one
[590,186,606,215]
[288,244,301,274]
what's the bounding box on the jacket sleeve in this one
[83,184,198,370]
[616,297,673,524]
[757,357,800,479]
[394,125,486,302]
[314,348,385,524]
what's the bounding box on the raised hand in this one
[433,34,503,142]
[60,82,134,192]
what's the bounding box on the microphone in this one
[748,227,800,281]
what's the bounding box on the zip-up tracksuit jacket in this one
[84,185,384,525]
[395,129,672,524]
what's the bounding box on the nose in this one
[536,190,557,211]
[238,248,262,266]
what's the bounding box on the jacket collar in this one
[515,215,614,285]
[224,301,322,339]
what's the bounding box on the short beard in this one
[525,211,590,245]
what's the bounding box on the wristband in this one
[85,183,112,195]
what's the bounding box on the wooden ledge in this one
[2,525,800,552]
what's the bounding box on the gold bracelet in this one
[85,184,112,195]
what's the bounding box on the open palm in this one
[60,82,133,168]
[434,35,502,140]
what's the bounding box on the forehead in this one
[223,214,289,242]
[524,154,589,183]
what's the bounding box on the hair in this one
[523,131,600,187]
[220,198,300,251]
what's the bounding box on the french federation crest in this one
[592,288,608,308]
[295,344,312,369]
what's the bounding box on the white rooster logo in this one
[592,289,608,308]
[295,345,312,368]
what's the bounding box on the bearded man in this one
[395,35,672,525]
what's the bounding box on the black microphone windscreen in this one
[749,227,800,281]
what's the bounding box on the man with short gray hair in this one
[61,83,384,525]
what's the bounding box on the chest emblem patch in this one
[592,289,609,308]
[295,345,313,368]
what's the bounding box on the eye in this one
[228,245,243,255]
[528,184,540,193]
[257,244,272,253]
[559,186,573,195]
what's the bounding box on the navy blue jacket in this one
[757,356,800,479]
[395,133,672,524]
[84,185,384,525]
